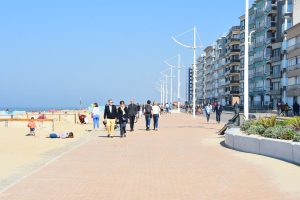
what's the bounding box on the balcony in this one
[270,72,281,79]
[282,4,293,16]
[265,37,275,46]
[289,63,300,71]
[265,54,272,63]
[254,57,263,62]
[270,89,281,96]
[271,55,281,63]
[266,1,277,15]
[281,60,288,69]
[287,42,300,53]
[255,41,264,48]
[266,21,276,32]
[225,80,239,85]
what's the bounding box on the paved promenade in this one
[1,113,300,200]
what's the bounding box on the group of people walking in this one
[91,99,161,138]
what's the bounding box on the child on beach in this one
[27,117,36,136]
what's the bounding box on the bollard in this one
[5,120,8,127]
[74,114,77,124]
[59,114,61,121]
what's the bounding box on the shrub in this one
[263,126,281,139]
[280,129,296,140]
[246,125,265,135]
[289,117,300,130]
[263,126,296,140]
[240,120,254,131]
[256,116,277,128]
[276,120,290,127]
[293,133,300,142]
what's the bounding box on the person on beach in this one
[92,103,100,130]
[214,102,222,124]
[127,100,138,131]
[27,117,36,136]
[104,99,118,137]
[117,100,128,137]
[152,101,160,131]
[79,114,88,124]
[49,132,74,139]
[144,100,152,131]
[205,103,212,123]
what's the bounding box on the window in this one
[272,48,281,57]
[288,77,296,85]
[273,65,281,75]
[288,57,297,67]
[288,38,296,47]
[273,82,280,90]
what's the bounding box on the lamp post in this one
[172,26,202,118]
[164,54,182,112]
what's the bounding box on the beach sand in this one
[0,111,100,190]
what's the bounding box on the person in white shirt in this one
[152,101,161,131]
[205,103,213,123]
[92,103,100,129]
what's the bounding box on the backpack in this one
[145,105,152,114]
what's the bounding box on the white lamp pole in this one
[172,26,201,118]
[244,0,249,120]
[170,67,173,105]
[177,54,181,112]
[165,54,182,113]
[192,26,197,118]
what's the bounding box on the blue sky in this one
[0,0,253,108]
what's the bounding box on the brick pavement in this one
[1,113,300,200]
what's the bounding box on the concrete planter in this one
[225,128,300,165]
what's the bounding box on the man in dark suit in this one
[215,102,222,124]
[104,99,118,137]
[127,100,138,131]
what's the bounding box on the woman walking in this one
[205,103,212,123]
[152,101,160,131]
[92,103,100,130]
[117,100,128,138]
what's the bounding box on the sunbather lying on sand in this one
[48,132,74,139]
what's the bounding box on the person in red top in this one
[27,117,37,136]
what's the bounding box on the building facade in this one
[286,23,300,105]
[194,0,298,109]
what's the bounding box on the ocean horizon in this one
[0,107,84,112]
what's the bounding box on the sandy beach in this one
[0,110,99,190]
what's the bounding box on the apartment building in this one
[286,23,300,105]
[225,26,241,105]
[194,0,298,109]
[187,67,193,103]
[196,55,205,103]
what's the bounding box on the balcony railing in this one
[271,56,281,63]
[287,84,300,90]
[265,37,275,44]
[287,42,300,52]
[266,21,276,29]
[225,80,239,84]
[289,63,300,71]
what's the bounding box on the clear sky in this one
[0,0,254,108]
